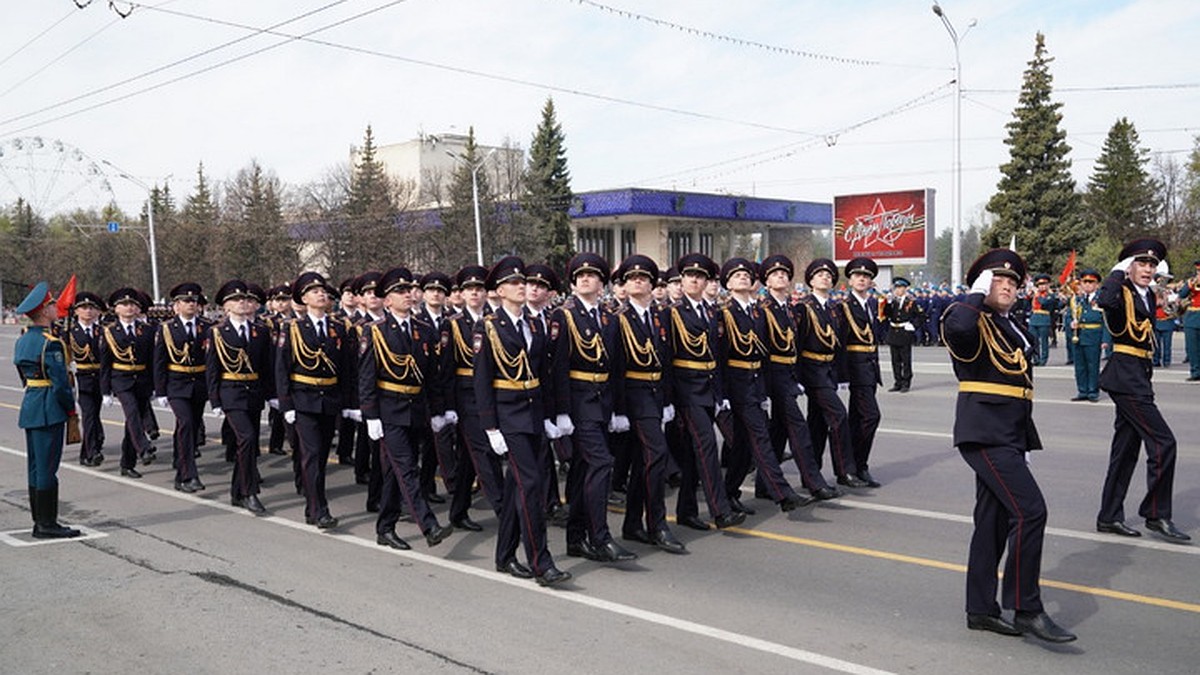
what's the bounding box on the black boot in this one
[32,486,81,539]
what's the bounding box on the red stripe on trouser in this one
[295,415,320,518]
[682,409,722,517]
[745,413,786,501]
[507,435,541,573]
[816,392,850,475]
[979,448,1024,611]
[381,429,432,534]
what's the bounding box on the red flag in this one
[55,274,78,317]
[1058,250,1076,286]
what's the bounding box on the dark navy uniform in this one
[100,288,157,474]
[880,278,922,391]
[67,292,106,466]
[154,283,210,490]
[838,257,884,486]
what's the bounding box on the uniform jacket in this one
[67,321,103,395]
[880,294,924,347]
[717,298,768,406]
[547,296,616,422]
[358,313,437,427]
[100,320,155,397]
[1098,271,1156,396]
[611,302,672,420]
[760,293,805,400]
[473,308,549,435]
[275,314,355,416]
[15,327,75,429]
[663,298,723,408]
[837,293,883,386]
[153,315,211,400]
[795,294,841,390]
[1069,292,1106,347]
[206,318,275,412]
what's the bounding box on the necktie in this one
[697,303,708,326]
[317,319,325,339]
[126,324,134,338]
[238,324,247,342]
[517,318,530,349]
[186,321,195,339]
[590,307,601,329]
[642,310,651,333]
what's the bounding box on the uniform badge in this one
[439,332,450,349]
[550,320,560,341]
[359,333,370,356]
[276,332,286,348]
[472,332,484,354]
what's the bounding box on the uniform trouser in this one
[1064,332,1076,364]
[423,423,457,496]
[807,387,856,477]
[451,412,505,521]
[959,443,1047,616]
[1098,391,1177,523]
[622,416,669,535]
[848,384,881,474]
[226,409,262,500]
[544,438,565,512]
[354,419,372,480]
[1186,325,1200,376]
[610,429,632,492]
[169,396,206,482]
[495,431,554,574]
[294,410,337,520]
[77,379,103,461]
[377,422,438,536]
[1030,324,1051,365]
[268,407,286,452]
[1154,329,1174,366]
[725,402,797,504]
[364,434,383,511]
[141,400,159,437]
[766,390,830,493]
[675,404,731,520]
[116,390,153,469]
[26,424,65,489]
[889,344,914,385]
[1073,342,1101,399]
[417,427,445,497]
[566,420,615,547]
[222,418,236,461]
[337,415,357,461]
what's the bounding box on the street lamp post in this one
[932,2,975,287]
[447,148,497,266]
[103,160,168,302]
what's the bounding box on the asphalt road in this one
[2,325,1197,675]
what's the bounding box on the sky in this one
[1,0,1197,243]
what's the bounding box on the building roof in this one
[568,188,830,227]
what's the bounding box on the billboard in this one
[833,189,934,266]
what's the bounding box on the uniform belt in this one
[1033,309,1050,314]
[625,371,662,382]
[568,370,609,383]
[221,372,259,381]
[112,363,146,372]
[958,381,1033,400]
[1113,344,1152,360]
[24,378,52,388]
[1078,323,1102,329]
[1188,307,1200,312]
[455,367,473,378]
[168,364,206,374]
[493,378,540,391]
[768,354,796,365]
[800,351,834,362]
[672,358,715,371]
[845,345,876,353]
[75,363,101,372]
[377,380,422,395]
[726,359,761,370]
[290,374,337,386]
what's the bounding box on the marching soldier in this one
[276,271,356,530]
[1183,261,1200,381]
[359,267,454,550]
[16,282,82,539]
[1069,269,1105,402]
[880,277,922,391]
[207,280,275,514]
[524,263,569,528]
[1095,239,1189,542]
[68,292,107,467]
[474,256,571,586]
[416,271,457,505]
[349,272,385,509]
[1027,274,1059,366]
[264,284,294,456]
[839,257,884,487]
[153,282,210,493]
[100,288,157,478]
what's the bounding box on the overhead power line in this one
[0,6,77,70]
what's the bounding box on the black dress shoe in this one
[713,511,746,529]
[888,384,902,392]
[425,491,447,504]
[677,515,711,531]
[141,451,156,466]
[729,496,756,515]
[811,486,841,501]
[120,467,142,479]
[183,478,205,492]
[355,474,370,485]
[837,474,870,488]
[967,613,1022,636]
[241,494,267,515]
[622,528,654,545]
[268,446,287,455]
[174,479,199,494]
[548,505,570,528]
[535,567,572,587]
[376,530,411,550]
[567,540,601,560]
[451,517,483,532]
[595,540,638,562]
[1096,520,1141,537]
[1145,518,1191,542]
[366,502,380,513]
[899,385,910,393]
[496,558,533,579]
[856,470,881,488]
[424,524,453,547]
[315,514,338,529]
[779,493,816,512]
[32,523,82,539]
[1070,395,1089,402]
[148,430,160,441]
[653,528,687,554]
[1013,611,1077,643]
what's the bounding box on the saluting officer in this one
[359,267,454,551]
[1095,239,1189,542]
[838,257,884,487]
[207,280,275,515]
[276,271,356,530]
[474,256,571,586]
[153,282,210,493]
[68,291,107,467]
[100,287,157,478]
[1069,269,1105,402]
[943,249,1076,643]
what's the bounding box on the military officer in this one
[943,248,1076,643]
[349,272,385,509]
[1069,270,1105,402]
[68,291,107,467]
[524,263,568,528]
[1095,239,1189,542]
[100,287,157,478]
[264,284,294,456]
[1178,261,1200,380]
[1027,274,1059,366]
[16,282,82,538]
[839,257,884,487]
[416,271,457,506]
[880,277,922,391]
[153,282,210,493]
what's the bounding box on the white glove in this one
[543,418,563,440]
[555,414,575,436]
[608,414,631,433]
[68,361,78,375]
[284,410,296,425]
[759,399,771,412]
[902,321,915,332]
[443,410,458,425]
[486,429,509,456]
[102,395,115,408]
[430,414,447,433]
[210,407,223,417]
[795,383,806,396]
[155,396,169,408]
[366,418,384,441]
[662,404,676,424]
[716,399,731,412]
[969,269,993,296]
[837,382,850,392]
[1113,256,1137,274]
[267,398,280,410]
[348,409,363,423]
[1156,259,1170,278]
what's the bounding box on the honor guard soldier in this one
[839,257,884,487]
[69,292,107,467]
[207,280,275,514]
[276,272,356,530]
[349,272,385,508]
[759,255,839,501]
[524,263,568,528]
[798,259,867,489]
[417,271,458,506]
[1095,239,1189,541]
[16,282,82,538]
[474,256,571,586]
[548,252,638,563]
[264,284,294,456]
[717,257,813,514]
[665,253,747,531]
[943,249,1076,643]
[1027,274,1059,366]
[1181,260,1200,381]
[153,282,210,493]
[880,276,922,391]
[101,287,157,478]
[610,255,687,553]
[359,267,454,550]
[1069,269,1105,401]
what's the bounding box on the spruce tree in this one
[1085,118,1157,243]
[345,124,402,272]
[525,97,575,271]
[985,33,1085,274]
